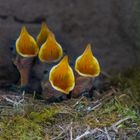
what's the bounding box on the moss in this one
[111,67,140,109]
[0,68,140,139]
[0,116,43,140]
[29,106,61,123]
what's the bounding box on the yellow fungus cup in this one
[75,44,100,77]
[38,34,63,63]
[36,22,54,47]
[49,56,75,94]
[16,26,39,57]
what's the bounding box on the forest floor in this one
[0,68,140,140]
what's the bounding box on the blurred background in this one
[0,0,140,84]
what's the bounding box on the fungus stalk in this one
[14,56,34,86]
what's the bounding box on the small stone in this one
[41,80,66,101]
[71,76,95,98]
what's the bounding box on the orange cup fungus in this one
[16,26,39,57]
[38,34,63,63]
[75,44,100,77]
[15,23,101,95]
[49,56,75,94]
[36,22,54,47]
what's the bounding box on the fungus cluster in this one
[15,22,100,96]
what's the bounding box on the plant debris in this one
[0,68,140,140]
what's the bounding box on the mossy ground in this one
[0,68,140,140]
